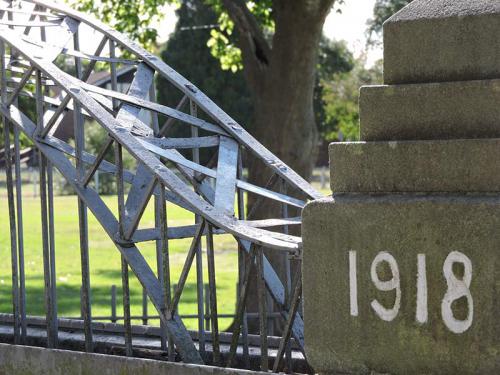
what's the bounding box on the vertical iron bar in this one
[267,291,274,336]
[241,289,250,364]
[190,100,205,356]
[13,122,26,343]
[36,68,57,348]
[7,29,27,341]
[206,225,220,365]
[115,142,132,356]
[73,29,93,352]
[39,17,58,346]
[151,94,169,354]
[40,151,55,348]
[1,40,20,344]
[281,179,292,372]
[80,287,84,319]
[196,244,206,357]
[236,151,249,368]
[256,246,268,371]
[142,288,148,325]
[157,184,175,360]
[111,285,117,323]
[204,284,210,331]
[47,160,58,347]
[121,256,133,356]
[190,100,206,356]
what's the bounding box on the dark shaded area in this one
[0,281,202,319]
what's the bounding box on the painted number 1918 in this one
[348,250,473,334]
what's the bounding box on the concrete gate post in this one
[302,1,500,373]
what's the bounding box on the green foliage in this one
[70,0,277,72]
[200,1,235,70]
[320,58,383,142]
[85,121,135,194]
[317,37,355,81]
[367,0,413,44]
[204,0,274,72]
[157,0,253,135]
[316,0,411,142]
[314,38,355,138]
[69,0,176,49]
[207,15,243,73]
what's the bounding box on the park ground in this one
[0,169,328,331]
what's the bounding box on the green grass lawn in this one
[0,192,240,330]
[0,172,330,332]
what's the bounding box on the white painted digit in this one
[349,250,358,316]
[370,251,401,321]
[441,251,473,334]
[416,254,428,324]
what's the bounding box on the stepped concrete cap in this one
[359,79,500,141]
[329,139,500,193]
[383,0,500,84]
[387,0,500,22]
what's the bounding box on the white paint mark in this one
[349,250,358,316]
[370,251,401,322]
[441,251,473,334]
[416,254,428,324]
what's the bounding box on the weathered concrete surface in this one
[359,79,500,141]
[0,343,266,375]
[330,139,500,193]
[302,195,500,374]
[384,0,500,84]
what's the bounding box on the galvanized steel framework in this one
[0,0,321,371]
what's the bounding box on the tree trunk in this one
[249,5,326,191]
[230,1,334,332]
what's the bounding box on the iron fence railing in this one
[61,284,283,329]
[0,1,321,373]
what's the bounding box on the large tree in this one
[158,1,354,168]
[75,0,338,199]
[157,1,253,137]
